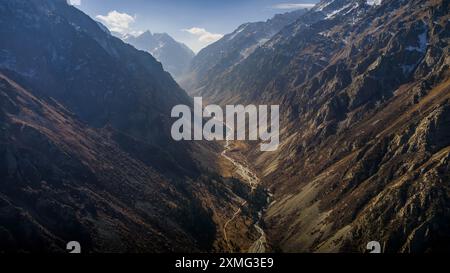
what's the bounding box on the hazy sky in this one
[69,0,318,53]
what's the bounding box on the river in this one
[220,124,268,253]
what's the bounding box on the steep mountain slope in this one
[0,0,193,177]
[124,31,195,81]
[0,0,258,253]
[190,0,450,252]
[181,9,306,95]
[0,72,200,252]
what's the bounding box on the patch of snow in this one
[318,30,332,37]
[366,0,382,6]
[150,41,165,55]
[228,24,248,41]
[342,3,359,16]
[315,0,334,11]
[325,3,352,19]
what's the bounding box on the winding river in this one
[220,125,268,253]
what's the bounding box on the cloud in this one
[183,27,223,44]
[272,3,316,9]
[68,0,81,6]
[96,11,136,35]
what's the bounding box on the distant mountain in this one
[181,9,307,94]
[0,0,254,252]
[124,31,195,81]
[188,0,450,252]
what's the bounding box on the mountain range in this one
[180,8,307,94]
[0,0,449,253]
[184,0,450,252]
[124,31,195,81]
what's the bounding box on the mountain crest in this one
[124,30,195,81]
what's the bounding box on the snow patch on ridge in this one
[315,0,334,11]
[325,3,352,19]
[366,0,382,6]
[228,24,248,41]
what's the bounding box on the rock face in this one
[124,31,195,81]
[181,9,306,95]
[0,0,251,253]
[187,0,450,252]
